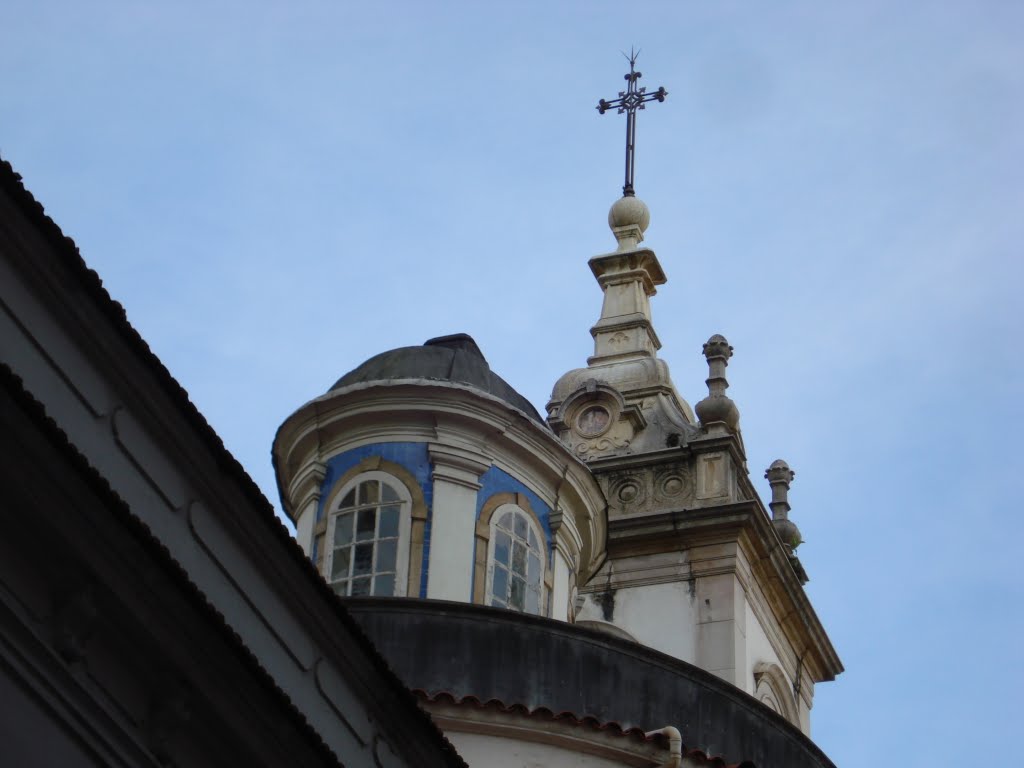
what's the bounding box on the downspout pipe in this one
[645,726,682,768]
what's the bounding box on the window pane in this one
[379,505,401,538]
[334,513,353,546]
[510,575,526,610]
[492,564,509,601]
[373,573,396,596]
[339,489,356,509]
[353,543,374,576]
[528,552,540,584]
[359,481,379,505]
[491,598,504,608]
[312,533,324,562]
[381,483,400,503]
[351,576,371,596]
[498,511,514,530]
[494,531,511,565]
[526,586,540,615]
[529,529,538,549]
[512,541,526,575]
[376,539,397,572]
[331,547,351,580]
[513,513,528,540]
[332,581,349,597]
[357,509,376,541]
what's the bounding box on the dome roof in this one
[330,334,544,424]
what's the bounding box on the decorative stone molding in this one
[428,443,489,491]
[586,246,667,364]
[765,459,802,556]
[599,459,696,519]
[287,459,326,522]
[695,334,740,434]
[549,381,649,462]
[696,452,731,501]
[608,472,648,511]
[653,465,693,504]
[753,661,800,726]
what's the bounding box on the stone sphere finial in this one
[608,195,650,252]
[695,334,739,432]
[765,459,802,553]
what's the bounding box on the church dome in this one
[331,333,544,423]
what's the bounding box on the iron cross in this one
[597,50,667,197]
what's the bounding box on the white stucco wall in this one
[694,572,744,686]
[426,477,478,601]
[578,580,698,662]
[550,549,573,621]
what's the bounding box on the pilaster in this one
[426,444,489,601]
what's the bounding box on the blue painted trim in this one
[317,442,433,597]
[475,466,552,541]
[472,466,553,600]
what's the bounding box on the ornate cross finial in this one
[596,48,668,197]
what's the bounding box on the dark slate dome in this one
[331,334,544,424]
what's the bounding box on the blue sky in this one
[3,2,1021,765]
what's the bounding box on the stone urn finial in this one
[765,459,802,553]
[695,334,740,433]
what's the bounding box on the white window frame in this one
[325,470,412,597]
[485,503,546,615]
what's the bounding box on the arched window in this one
[486,505,544,614]
[752,662,800,725]
[326,472,411,597]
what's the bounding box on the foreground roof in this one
[346,599,837,768]
[0,154,466,767]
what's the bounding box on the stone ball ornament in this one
[608,195,650,234]
[764,459,803,553]
[695,333,740,433]
[694,393,740,432]
[773,517,803,553]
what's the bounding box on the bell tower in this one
[548,56,841,734]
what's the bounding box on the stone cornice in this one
[428,443,490,490]
[286,460,326,519]
[604,502,843,683]
[588,247,667,292]
[687,431,748,464]
[583,432,747,476]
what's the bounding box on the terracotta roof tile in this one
[415,689,758,767]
